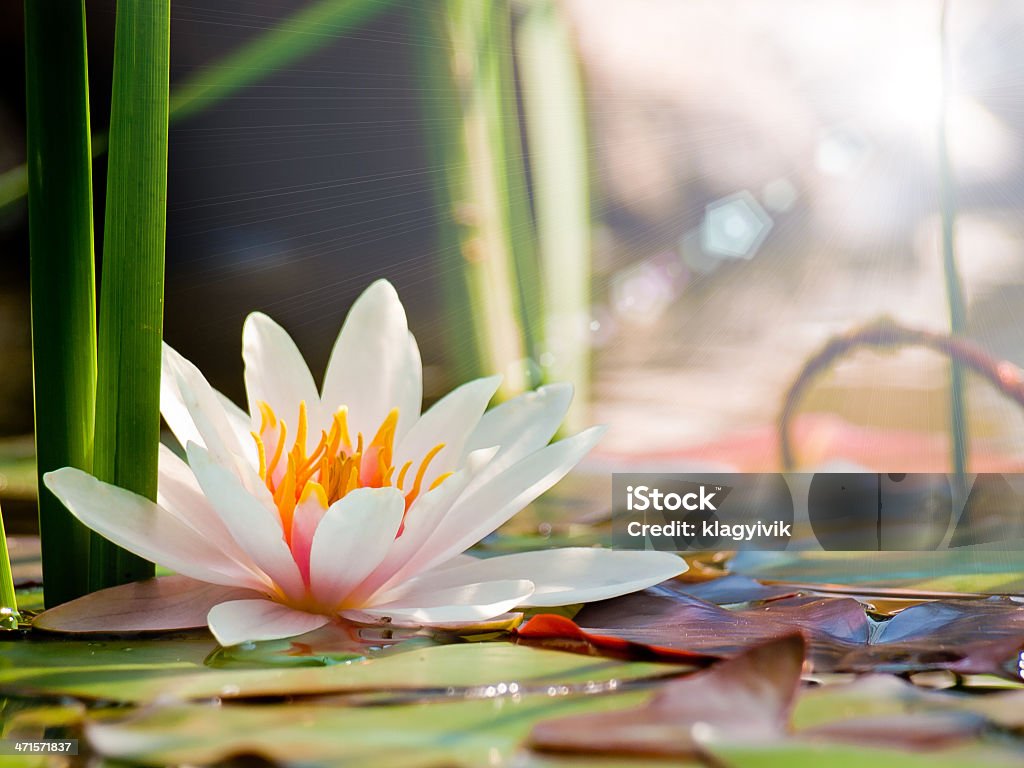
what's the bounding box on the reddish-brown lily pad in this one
[527,634,805,758]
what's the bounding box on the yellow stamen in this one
[428,471,454,491]
[249,402,453,542]
[258,400,276,433]
[275,456,298,537]
[265,418,288,487]
[368,408,399,468]
[395,460,413,490]
[335,407,352,450]
[294,401,309,461]
[406,443,445,506]
[299,480,329,509]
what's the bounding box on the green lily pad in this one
[84,691,654,767]
[0,635,681,704]
[709,742,1024,768]
[733,550,1024,595]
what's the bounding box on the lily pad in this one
[0,637,682,704]
[709,742,1024,768]
[527,635,804,757]
[566,587,1024,679]
[732,549,1024,595]
[572,586,868,669]
[83,691,656,767]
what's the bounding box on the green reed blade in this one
[0,501,20,628]
[415,0,531,397]
[24,0,97,607]
[90,0,171,590]
[517,0,593,430]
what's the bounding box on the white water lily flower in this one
[43,280,685,646]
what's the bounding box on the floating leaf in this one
[32,576,255,634]
[662,574,796,605]
[83,691,656,767]
[527,635,804,757]
[709,742,1024,768]
[0,638,679,705]
[565,587,1024,679]
[572,587,867,669]
[733,549,1024,595]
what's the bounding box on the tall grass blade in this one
[24,0,97,607]
[517,0,592,430]
[415,0,530,397]
[0,502,20,628]
[90,0,171,590]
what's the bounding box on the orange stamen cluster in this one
[251,401,451,540]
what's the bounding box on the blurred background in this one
[4,0,1024,530]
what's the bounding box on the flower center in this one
[251,401,450,539]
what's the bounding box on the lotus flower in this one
[42,281,684,646]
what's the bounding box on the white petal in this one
[160,342,207,452]
[43,468,267,591]
[162,343,262,495]
[207,599,330,646]
[158,444,259,572]
[393,375,501,487]
[187,443,307,602]
[321,280,422,441]
[412,426,606,575]
[412,549,686,607]
[216,391,260,468]
[351,579,535,625]
[33,576,260,633]
[308,487,405,608]
[356,447,498,598]
[242,312,320,451]
[462,383,573,490]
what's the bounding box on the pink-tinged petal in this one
[393,375,501,487]
[410,426,606,576]
[158,444,260,573]
[356,447,497,599]
[33,576,261,633]
[162,343,265,497]
[410,549,686,607]
[207,599,330,646]
[462,383,573,490]
[308,487,405,608]
[242,312,321,452]
[289,486,329,586]
[160,344,205,452]
[321,280,422,442]
[44,468,267,591]
[349,579,535,626]
[187,443,307,602]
